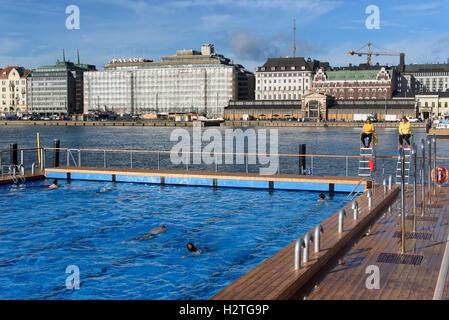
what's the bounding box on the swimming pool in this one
[0,180,348,299]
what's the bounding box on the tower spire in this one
[292,19,296,57]
[62,49,66,62]
[76,49,80,64]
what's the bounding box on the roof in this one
[0,66,31,79]
[258,57,319,72]
[405,63,449,73]
[322,69,393,81]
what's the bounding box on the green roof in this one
[323,69,393,81]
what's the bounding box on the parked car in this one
[408,117,420,123]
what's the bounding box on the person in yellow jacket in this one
[361,118,375,148]
[398,116,411,148]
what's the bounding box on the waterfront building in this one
[224,93,415,121]
[403,62,449,93]
[0,66,31,116]
[415,92,449,119]
[83,44,253,118]
[255,57,327,101]
[312,66,396,100]
[27,51,96,115]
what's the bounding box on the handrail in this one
[38,147,449,160]
[347,177,369,199]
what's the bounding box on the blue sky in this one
[1,0,449,71]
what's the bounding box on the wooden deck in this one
[306,186,449,300]
[0,170,45,185]
[45,166,370,190]
[211,185,399,300]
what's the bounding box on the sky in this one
[1,0,449,71]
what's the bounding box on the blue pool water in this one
[0,180,348,299]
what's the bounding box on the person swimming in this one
[49,179,58,189]
[181,242,202,259]
[318,193,327,202]
[126,225,167,242]
[97,187,112,194]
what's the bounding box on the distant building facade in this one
[27,51,96,115]
[404,63,449,93]
[312,66,396,100]
[415,92,449,119]
[255,57,327,101]
[1,66,31,116]
[83,44,253,117]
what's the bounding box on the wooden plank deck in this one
[210,185,399,300]
[306,186,449,300]
[0,170,45,185]
[45,166,370,189]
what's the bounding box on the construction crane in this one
[347,42,405,70]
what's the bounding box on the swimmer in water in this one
[317,193,327,202]
[181,242,202,259]
[97,187,112,194]
[125,225,167,242]
[49,179,58,189]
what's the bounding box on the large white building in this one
[255,57,327,101]
[83,44,254,117]
[1,66,30,116]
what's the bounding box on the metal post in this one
[367,190,372,208]
[433,134,436,195]
[338,209,346,233]
[40,149,44,170]
[427,136,431,204]
[314,225,323,253]
[388,175,392,191]
[345,156,349,176]
[302,233,313,263]
[10,143,18,166]
[78,150,81,167]
[399,147,406,254]
[311,155,314,173]
[421,139,426,216]
[383,178,387,195]
[66,150,69,166]
[299,144,306,175]
[157,152,160,170]
[20,150,24,166]
[294,238,305,270]
[245,153,248,173]
[215,153,218,172]
[53,139,60,168]
[411,144,417,233]
[104,150,107,168]
[352,200,359,220]
[382,159,385,181]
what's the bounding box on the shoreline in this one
[0,120,426,128]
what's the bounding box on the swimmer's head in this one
[52,179,58,185]
[187,242,197,252]
[319,193,325,200]
[160,225,166,229]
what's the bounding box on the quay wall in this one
[0,120,426,128]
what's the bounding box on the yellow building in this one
[416,93,449,119]
[1,66,30,116]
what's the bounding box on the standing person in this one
[361,118,375,148]
[398,116,411,148]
